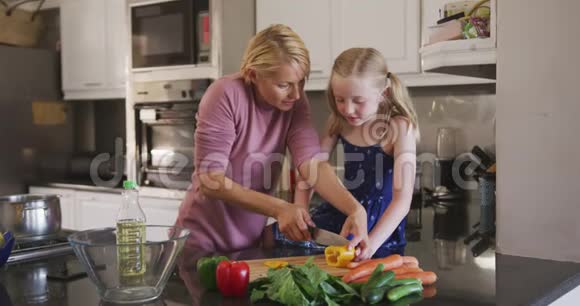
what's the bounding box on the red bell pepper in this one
[216,260,250,297]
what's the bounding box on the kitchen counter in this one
[1,194,579,306]
[32,181,188,200]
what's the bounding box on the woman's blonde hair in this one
[240,24,310,83]
[327,48,420,141]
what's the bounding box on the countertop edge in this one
[529,271,580,306]
[33,182,123,194]
[30,183,188,200]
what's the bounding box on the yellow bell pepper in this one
[264,260,289,269]
[324,245,355,268]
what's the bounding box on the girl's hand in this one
[354,235,382,261]
[276,204,316,241]
[339,207,369,251]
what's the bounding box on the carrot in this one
[395,271,438,285]
[423,285,437,298]
[346,258,377,269]
[349,275,371,284]
[403,261,419,268]
[348,255,418,269]
[402,256,419,266]
[390,266,423,275]
[342,254,403,283]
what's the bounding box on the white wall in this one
[496,0,580,262]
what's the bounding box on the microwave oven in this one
[131,0,211,69]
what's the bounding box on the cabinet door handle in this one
[78,196,96,201]
[84,82,103,87]
[310,66,325,74]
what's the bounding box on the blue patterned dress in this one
[273,135,407,258]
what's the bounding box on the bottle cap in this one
[123,180,137,190]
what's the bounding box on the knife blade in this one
[309,227,349,246]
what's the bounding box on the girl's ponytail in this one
[385,72,421,141]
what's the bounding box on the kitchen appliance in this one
[464,172,496,257]
[407,160,424,230]
[135,102,196,189]
[436,127,456,160]
[433,158,462,193]
[131,0,211,69]
[133,79,209,104]
[134,79,210,189]
[68,225,190,304]
[0,194,76,264]
[432,127,465,199]
[0,194,62,240]
[6,231,73,265]
[433,201,469,269]
[8,232,73,264]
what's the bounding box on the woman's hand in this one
[339,207,369,252]
[276,203,316,241]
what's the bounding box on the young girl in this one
[274,48,419,260]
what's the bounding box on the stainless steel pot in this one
[0,194,61,240]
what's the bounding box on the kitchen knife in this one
[309,227,350,246]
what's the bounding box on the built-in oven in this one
[134,80,210,189]
[131,0,211,69]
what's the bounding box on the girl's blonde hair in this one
[327,48,420,141]
[240,24,310,83]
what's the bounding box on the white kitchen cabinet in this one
[334,0,420,74]
[256,0,333,81]
[28,186,182,230]
[105,0,129,90]
[256,0,420,90]
[60,0,127,100]
[140,197,181,226]
[29,186,78,231]
[75,191,120,230]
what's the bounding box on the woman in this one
[175,24,369,255]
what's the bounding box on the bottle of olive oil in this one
[116,180,146,284]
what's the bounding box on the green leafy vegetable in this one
[249,257,358,306]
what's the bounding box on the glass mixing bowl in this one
[68,225,190,304]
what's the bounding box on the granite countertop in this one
[1,194,579,306]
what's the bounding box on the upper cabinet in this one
[256,0,334,83]
[333,1,420,74]
[256,0,420,90]
[60,0,127,100]
[419,0,496,78]
[256,0,496,88]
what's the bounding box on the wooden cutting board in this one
[245,255,349,281]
